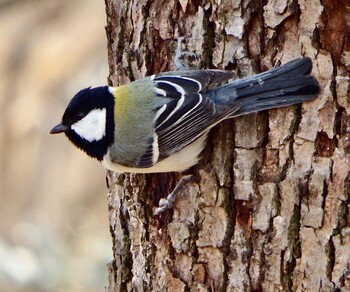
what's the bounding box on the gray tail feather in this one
[208,58,320,117]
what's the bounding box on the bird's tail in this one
[207,58,320,117]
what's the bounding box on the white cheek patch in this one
[71,108,107,142]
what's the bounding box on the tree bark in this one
[104,0,350,291]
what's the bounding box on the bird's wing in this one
[155,69,235,90]
[137,72,240,168]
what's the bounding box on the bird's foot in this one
[174,35,198,71]
[154,174,193,215]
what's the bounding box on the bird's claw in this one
[174,35,197,71]
[154,198,173,215]
[153,174,193,215]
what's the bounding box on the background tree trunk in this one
[104,0,350,290]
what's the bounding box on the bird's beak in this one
[50,123,69,134]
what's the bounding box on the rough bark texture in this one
[104,0,350,291]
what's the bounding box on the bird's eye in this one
[76,112,85,119]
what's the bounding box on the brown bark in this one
[104,0,350,291]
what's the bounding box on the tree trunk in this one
[104,0,350,290]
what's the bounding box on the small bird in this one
[51,57,319,212]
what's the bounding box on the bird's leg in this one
[174,35,197,70]
[154,174,193,215]
[154,36,198,215]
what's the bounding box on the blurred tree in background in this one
[0,1,111,291]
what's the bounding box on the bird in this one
[51,57,319,213]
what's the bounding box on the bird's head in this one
[50,86,114,161]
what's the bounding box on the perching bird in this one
[51,57,319,213]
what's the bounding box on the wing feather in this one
[137,70,238,168]
[155,70,235,90]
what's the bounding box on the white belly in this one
[102,134,207,173]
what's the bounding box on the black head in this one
[50,86,114,161]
